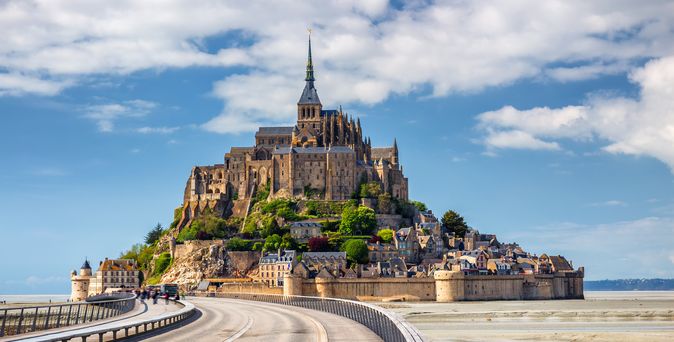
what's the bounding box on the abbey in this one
[179,37,408,225]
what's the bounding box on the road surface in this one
[136,297,382,342]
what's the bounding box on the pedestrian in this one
[152,290,158,305]
[175,293,180,301]
[163,292,169,305]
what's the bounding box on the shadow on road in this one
[121,309,203,341]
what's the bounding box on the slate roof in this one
[298,82,321,105]
[289,221,323,228]
[255,127,294,136]
[303,252,346,260]
[81,259,91,270]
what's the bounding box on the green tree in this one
[227,237,251,251]
[280,233,297,250]
[376,229,395,243]
[339,206,377,235]
[145,223,164,245]
[263,234,282,251]
[359,181,382,198]
[340,239,369,264]
[410,200,427,212]
[441,210,468,237]
[252,242,264,251]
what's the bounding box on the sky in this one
[1,0,673,294]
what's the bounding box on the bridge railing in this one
[0,293,136,337]
[190,291,425,342]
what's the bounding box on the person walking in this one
[163,292,169,305]
[152,290,158,305]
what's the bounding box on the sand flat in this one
[380,291,674,341]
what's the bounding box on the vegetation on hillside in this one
[339,205,377,235]
[177,209,242,242]
[441,209,468,237]
[340,239,369,265]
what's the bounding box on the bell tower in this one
[297,30,322,132]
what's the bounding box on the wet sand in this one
[379,291,674,341]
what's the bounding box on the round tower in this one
[70,259,92,302]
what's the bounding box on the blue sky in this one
[1,0,673,294]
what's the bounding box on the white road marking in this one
[223,315,253,342]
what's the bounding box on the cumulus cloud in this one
[2,1,674,131]
[84,99,156,132]
[477,56,674,172]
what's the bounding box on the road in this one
[136,297,382,342]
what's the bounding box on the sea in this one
[0,294,70,304]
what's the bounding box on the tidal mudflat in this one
[380,291,674,341]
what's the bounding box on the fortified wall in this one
[283,268,584,301]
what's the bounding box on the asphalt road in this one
[137,297,382,342]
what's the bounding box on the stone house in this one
[289,221,322,242]
[258,250,296,287]
[301,252,346,276]
[394,227,419,263]
[487,258,512,275]
[367,241,399,263]
[418,234,444,260]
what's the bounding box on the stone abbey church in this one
[180,37,408,225]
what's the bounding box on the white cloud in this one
[505,216,674,279]
[136,126,180,134]
[1,1,674,131]
[0,72,71,96]
[589,200,628,207]
[83,99,156,132]
[477,56,674,172]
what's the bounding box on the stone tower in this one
[70,259,92,302]
[296,31,323,143]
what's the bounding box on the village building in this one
[289,221,322,242]
[394,227,419,263]
[301,251,347,276]
[258,250,296,287]
[367,241,399,263]
[70,258,140,301]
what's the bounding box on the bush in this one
[120,243,156,270]
[308,237,331,252]
[252,183,270,205]
[359,181,382,198]
[320,219,341,232]
[339,206,377,236]
[340,239,369,264]
[227,237,251,251]
[176,213,241,242]
[411,200,427,212]
[154,252,172,276]
[376,229,395,243]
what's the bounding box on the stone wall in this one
[285,275,436,301]
[173,240,224,259]
[218,282,283,295]
[283,269,584,302]
[434,270,584,302]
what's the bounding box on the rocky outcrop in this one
[160,241,260,290]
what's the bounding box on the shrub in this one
[339,206,377,236]
[359,181,382,198]
[340,239,369,264]
[308,237,331,252]
[154,252,172,276]
[227,237,251,251]
[376,229,395,243]
[411,200,427,212]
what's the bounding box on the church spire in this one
[298,29,321,105]
[305,29,315,82]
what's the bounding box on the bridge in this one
[0,293,424,341]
